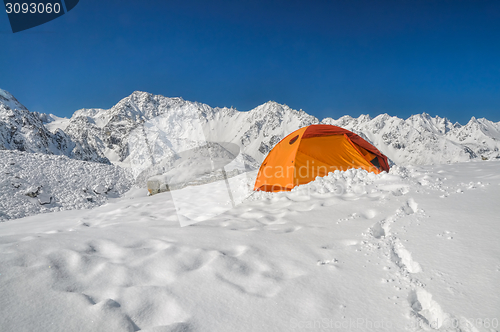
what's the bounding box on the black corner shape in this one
[64,0,78,12]
[4,0,79,33]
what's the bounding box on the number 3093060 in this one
[5,2,61,14]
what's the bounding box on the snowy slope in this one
[0,150,133,221]
[0,160,498,331]
[40,113,71,133]
[0,89,109,163]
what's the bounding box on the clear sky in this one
[1,0,499,124]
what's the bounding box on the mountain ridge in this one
[1,89,499,173]
[0,89,109,163]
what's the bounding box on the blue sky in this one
[1,0,499,124]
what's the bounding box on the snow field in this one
[0,160,499,331]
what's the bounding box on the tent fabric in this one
[254,124,390,192]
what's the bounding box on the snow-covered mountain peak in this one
[108,91,195,122]
[327,114,373,127]
[250,101,291,114]
[247,101,318,127]
[358,114,372,122]
[0,88,27,111]
[406,113,455,135]
[370,113,397,127]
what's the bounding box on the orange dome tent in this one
[254,124,390,192]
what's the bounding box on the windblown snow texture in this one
[0,150,132,221]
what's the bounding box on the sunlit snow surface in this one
[0,161,499,331]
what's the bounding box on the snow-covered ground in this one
[0,150,133,221]
[1,160,499,331]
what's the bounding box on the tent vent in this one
[370,157,381,170]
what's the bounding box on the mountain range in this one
[1,88,499,179]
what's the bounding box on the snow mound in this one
[250,167,411,202]
[0,150,133,221]
[294,168,382,195]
